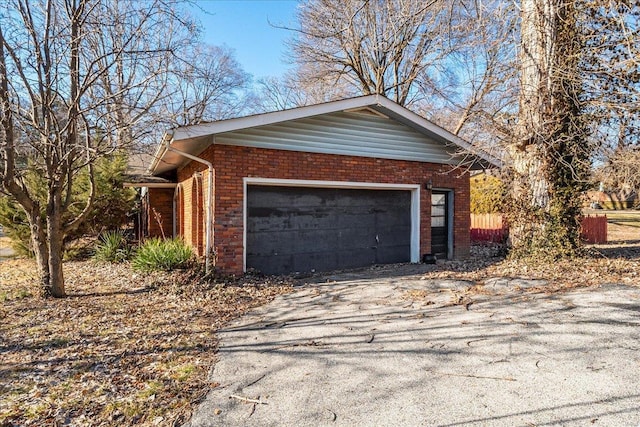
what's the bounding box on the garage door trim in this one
[243,177,421,272]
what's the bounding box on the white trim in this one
[242,177,421,272]
[123,182,177,188]
[245,177,421,191]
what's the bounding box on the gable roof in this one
[150,94,501,175]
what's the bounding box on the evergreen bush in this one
[131,238,194,272]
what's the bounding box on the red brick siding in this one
[179,177,194,246]
[179,175,205,254]
[176,145,470,274]
[147,188,174,239]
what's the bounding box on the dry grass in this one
[2,225,640,426]
[418,226,640,293]
[0,259,293,426]
[607,222,640,242]
[584,209,640,229]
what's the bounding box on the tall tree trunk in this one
[46,225,65,298]
[507,0,588,258]
[45,185,65,297]
[28,206,51,296]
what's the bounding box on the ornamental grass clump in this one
[132,238,194,272]
[94,231,131,263]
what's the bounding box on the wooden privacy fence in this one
[580,215,608,244]
[470,214,508,243]
[470,214,607,244]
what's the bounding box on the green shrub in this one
[132,238,193,272]
[94,231,131,263]
[471,173,506,214]
[0,153,136,256]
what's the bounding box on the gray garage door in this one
[246,186,411,274]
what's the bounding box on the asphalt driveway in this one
[188,265,640,426]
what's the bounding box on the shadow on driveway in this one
[187,265,640,426]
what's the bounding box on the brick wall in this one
[176,144,470,274]
[147,188,174,239]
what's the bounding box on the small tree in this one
[0,0,197,297]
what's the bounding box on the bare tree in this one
[288,0,458,107]
[252,76,306,112]
[0,0,198,297]
[284,0,520,157]
[84,0,193,151]
[580,0,639,151]
[162,43,250,126]
[437,1,519,137]
[251,68,356,113]
[595,144,640,203]
[502,0,638,257]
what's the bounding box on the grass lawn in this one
[584,208,640,228]
[0,259,293,426]
[603,210,640,228]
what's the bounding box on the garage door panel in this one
[375,245,411,264]
[375,209,411,227]
[375,226,412,246]
[248,230,337,255]
[292,251,340,273]
[294,230,339,253]
[335,211,376,229]
[247,186,411,274]
[247,254,294,274]
[252,191,323,208]
[249,210,338,232]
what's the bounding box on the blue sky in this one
[191,1,299,79]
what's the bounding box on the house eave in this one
[149,94,502,175]
[123,182,177,188]
[123,172,177,188]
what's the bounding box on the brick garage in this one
[145,95,497,275]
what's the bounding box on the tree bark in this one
[46,184,66,298]
[507,0,588,257]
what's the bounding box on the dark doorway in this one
[431,191,449,259]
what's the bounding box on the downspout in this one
[172,184,179,238]
[164,140,214,275]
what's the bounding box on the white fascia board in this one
[123,182,177,188]
[171,95,382,142]
[149,131,173,174]
[244,177,421,191]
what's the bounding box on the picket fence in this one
[470,214,607,244]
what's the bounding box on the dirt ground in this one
[0,261,293,426]
[0,236,16,260]
[1,222,639,426]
